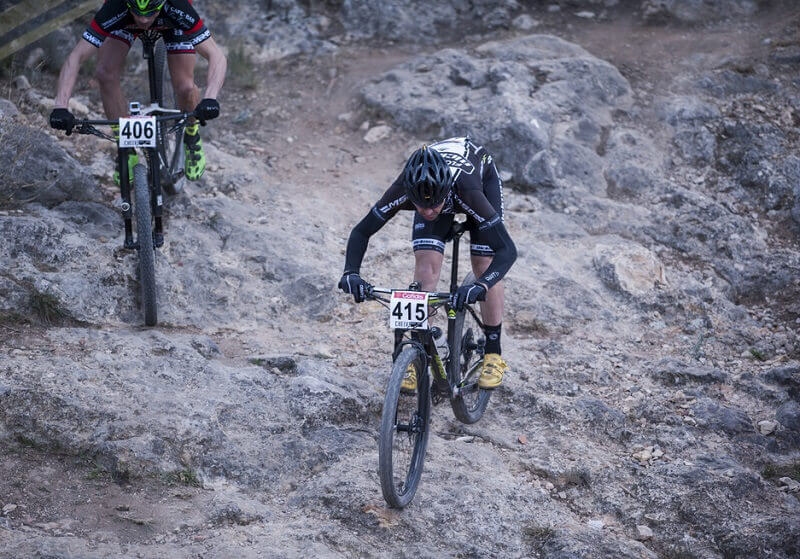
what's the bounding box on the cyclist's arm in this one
[195,36,227,100]
[455,185,517,290]
[53,40,96,109]
[475,216,517,290]
[343,208,387,274]
[343,179,411,273]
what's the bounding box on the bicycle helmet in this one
[126,0,166,16]
[403,145,453,208]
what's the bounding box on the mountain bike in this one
[364,219,492,508]
[63,32,192,326]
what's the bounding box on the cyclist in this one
[339,137,517,390]
[48,0,227,182]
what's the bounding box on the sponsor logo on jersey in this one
[83,31,103,47]
[378,195,407,216]
[190,29,211,45]
[412,238,446,252]
[100,12,128,29]
[164,6,197,26]
[440,151,474,175]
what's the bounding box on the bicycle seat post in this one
[448,219,467,294]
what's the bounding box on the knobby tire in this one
[450,272,491,424]
[378,346,430,508]
[134,164,158,326]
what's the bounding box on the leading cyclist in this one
[49,0,227,183]
[339,137,517,390]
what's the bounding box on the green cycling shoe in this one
[184,125,206,181]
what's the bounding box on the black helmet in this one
[403,146,453,208]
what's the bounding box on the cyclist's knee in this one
[414,254,443,290]
[173,81,198,101]
[94,62,123,88]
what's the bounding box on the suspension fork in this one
[118,148,135,249]
[145,148,165,241]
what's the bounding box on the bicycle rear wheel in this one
[450,272,491,424]
[153,39,185,196]
[378,346,430,508]
[133,164,157,326]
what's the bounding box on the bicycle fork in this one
[118,148,135,249]
[144,148,165,247]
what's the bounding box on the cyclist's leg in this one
[166,51,199,112]
[401,212,450,392]
[165,39,206,180]
[469,156,508,387]
[411,211,451,290]
[472,154,506,330]
[96,37,138,186]
[470,254,503,327]
[95,37,131,119]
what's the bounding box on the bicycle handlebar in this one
[68,108,196,138]
[366,285,452,304]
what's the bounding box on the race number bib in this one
[389,291,429,330]
[118,116,156,148]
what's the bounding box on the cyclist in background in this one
[49,0,227,182]
[339,138,517,391]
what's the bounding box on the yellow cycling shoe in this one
[184,126,206,181]
[400,362,417,393]
[478,353,507,389]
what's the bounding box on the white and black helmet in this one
[403,146,453,208]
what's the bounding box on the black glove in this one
[194,98,220,125]
[339,272,368,303]
[452,283,486,310]
[49,108,76,133]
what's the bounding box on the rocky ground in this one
[1,1,799,558]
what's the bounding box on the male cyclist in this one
[339,138,517,390]
[49,0,227,182]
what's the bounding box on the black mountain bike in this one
[62,32,191,326]
[365,219,492,508]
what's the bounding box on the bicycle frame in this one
[371,218,485,400]
[74,108,190,247]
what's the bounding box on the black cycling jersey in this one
[344,137,517,290]
[83,0,210,53]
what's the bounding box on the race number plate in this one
[389,291,429,330]
[118,116,157,148]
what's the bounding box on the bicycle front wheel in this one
[450,273,491,424]
[133,164,157,326]
[378,346,430,508]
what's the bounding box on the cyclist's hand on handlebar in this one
[452,283,486,310]
[49,108,76,134]
[338,272,369,303]
[194,98,220,125]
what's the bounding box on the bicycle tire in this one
[378,346,431,508]
[153,39,185,196]
[133,164,158,326]
[450,272,491,424]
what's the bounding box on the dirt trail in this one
[1,4,798,554]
